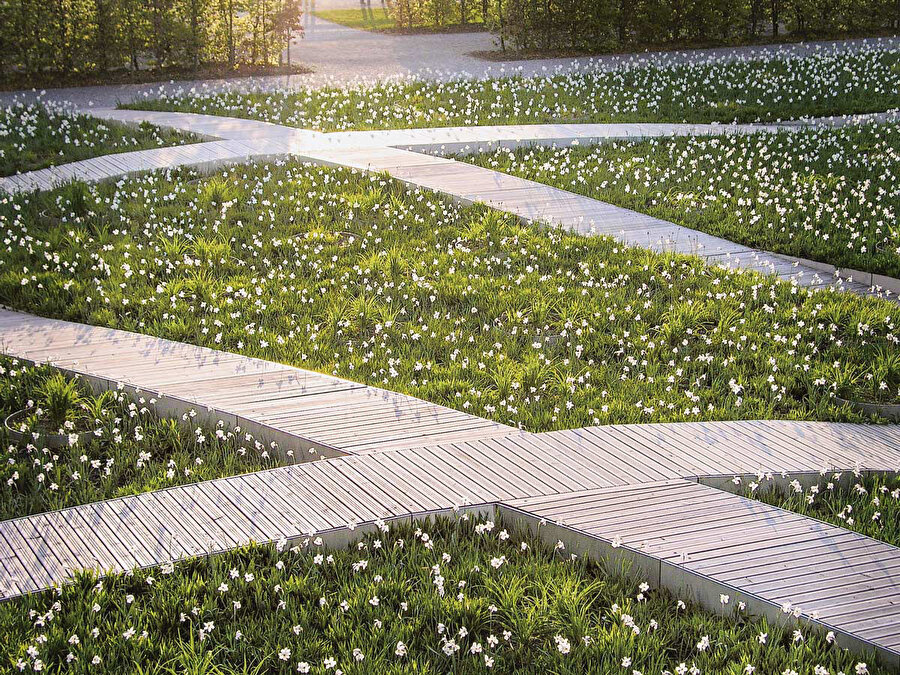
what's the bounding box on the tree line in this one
[486,0,900,52]
[0,0,303,81]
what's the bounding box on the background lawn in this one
[1,163,898,430]
[313,7,397,31]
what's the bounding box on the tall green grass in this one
[0,515,883,673]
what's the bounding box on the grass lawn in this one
[0,514,884,674]
[466,122,900,279]
[313,7,398,31]
[0,358,281,519]
[0,100,197,177]
[746,472,900,547]
[1,163,899,429]
[124,43,900,130]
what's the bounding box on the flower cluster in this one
[0,515,877,674]
[128,42,900,130]
[746,471,900,546]
[470,121,900,278]
[0,358,280,520]
[0,96,196,177]
[1,161,898,432]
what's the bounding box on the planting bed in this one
[127,44,900,130]
[0,358,281,519]
[0,514,883,674]
[0,163,898,429]
[467,122,900,279]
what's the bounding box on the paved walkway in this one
[0,19,895,109]
[2,109,894,297]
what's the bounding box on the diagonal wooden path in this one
[0,309,516,456]
[2,110,896,297]
[2,305,900,664]
[503,481,900,658]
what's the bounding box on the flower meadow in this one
[0,514,884,674]
[747,472,900,547]
[0,98,197,177]
[0,358,281,520]
[468,121,900,278]
[1,162,899,428]
[126,42,900,131]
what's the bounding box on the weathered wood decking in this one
[0,309,515,456]
[2,306,899,662]
[1,420,898,660]
[504,480,900,660]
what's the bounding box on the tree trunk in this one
[190,0,200,69]
[617,0,631,44]
[228,0,234,67]
[95,0,108,71]
[771,0,779,36]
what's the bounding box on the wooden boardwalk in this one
[0,309,515,456]
[0,412,898,660]
[1,417,897,596]
[504,481,900,663]
[2,309,899,662]
[1,109,899,664]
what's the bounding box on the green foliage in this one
[0,100,197,176]
[384,0,489,29]
[486,0,900,53]
[0,515,883,673]
[747,472,900,546]
[0,0,303,81]
[0,358,281,519]
[35,372,85,430]
[467,122,900,278]
[1,162,898,433]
